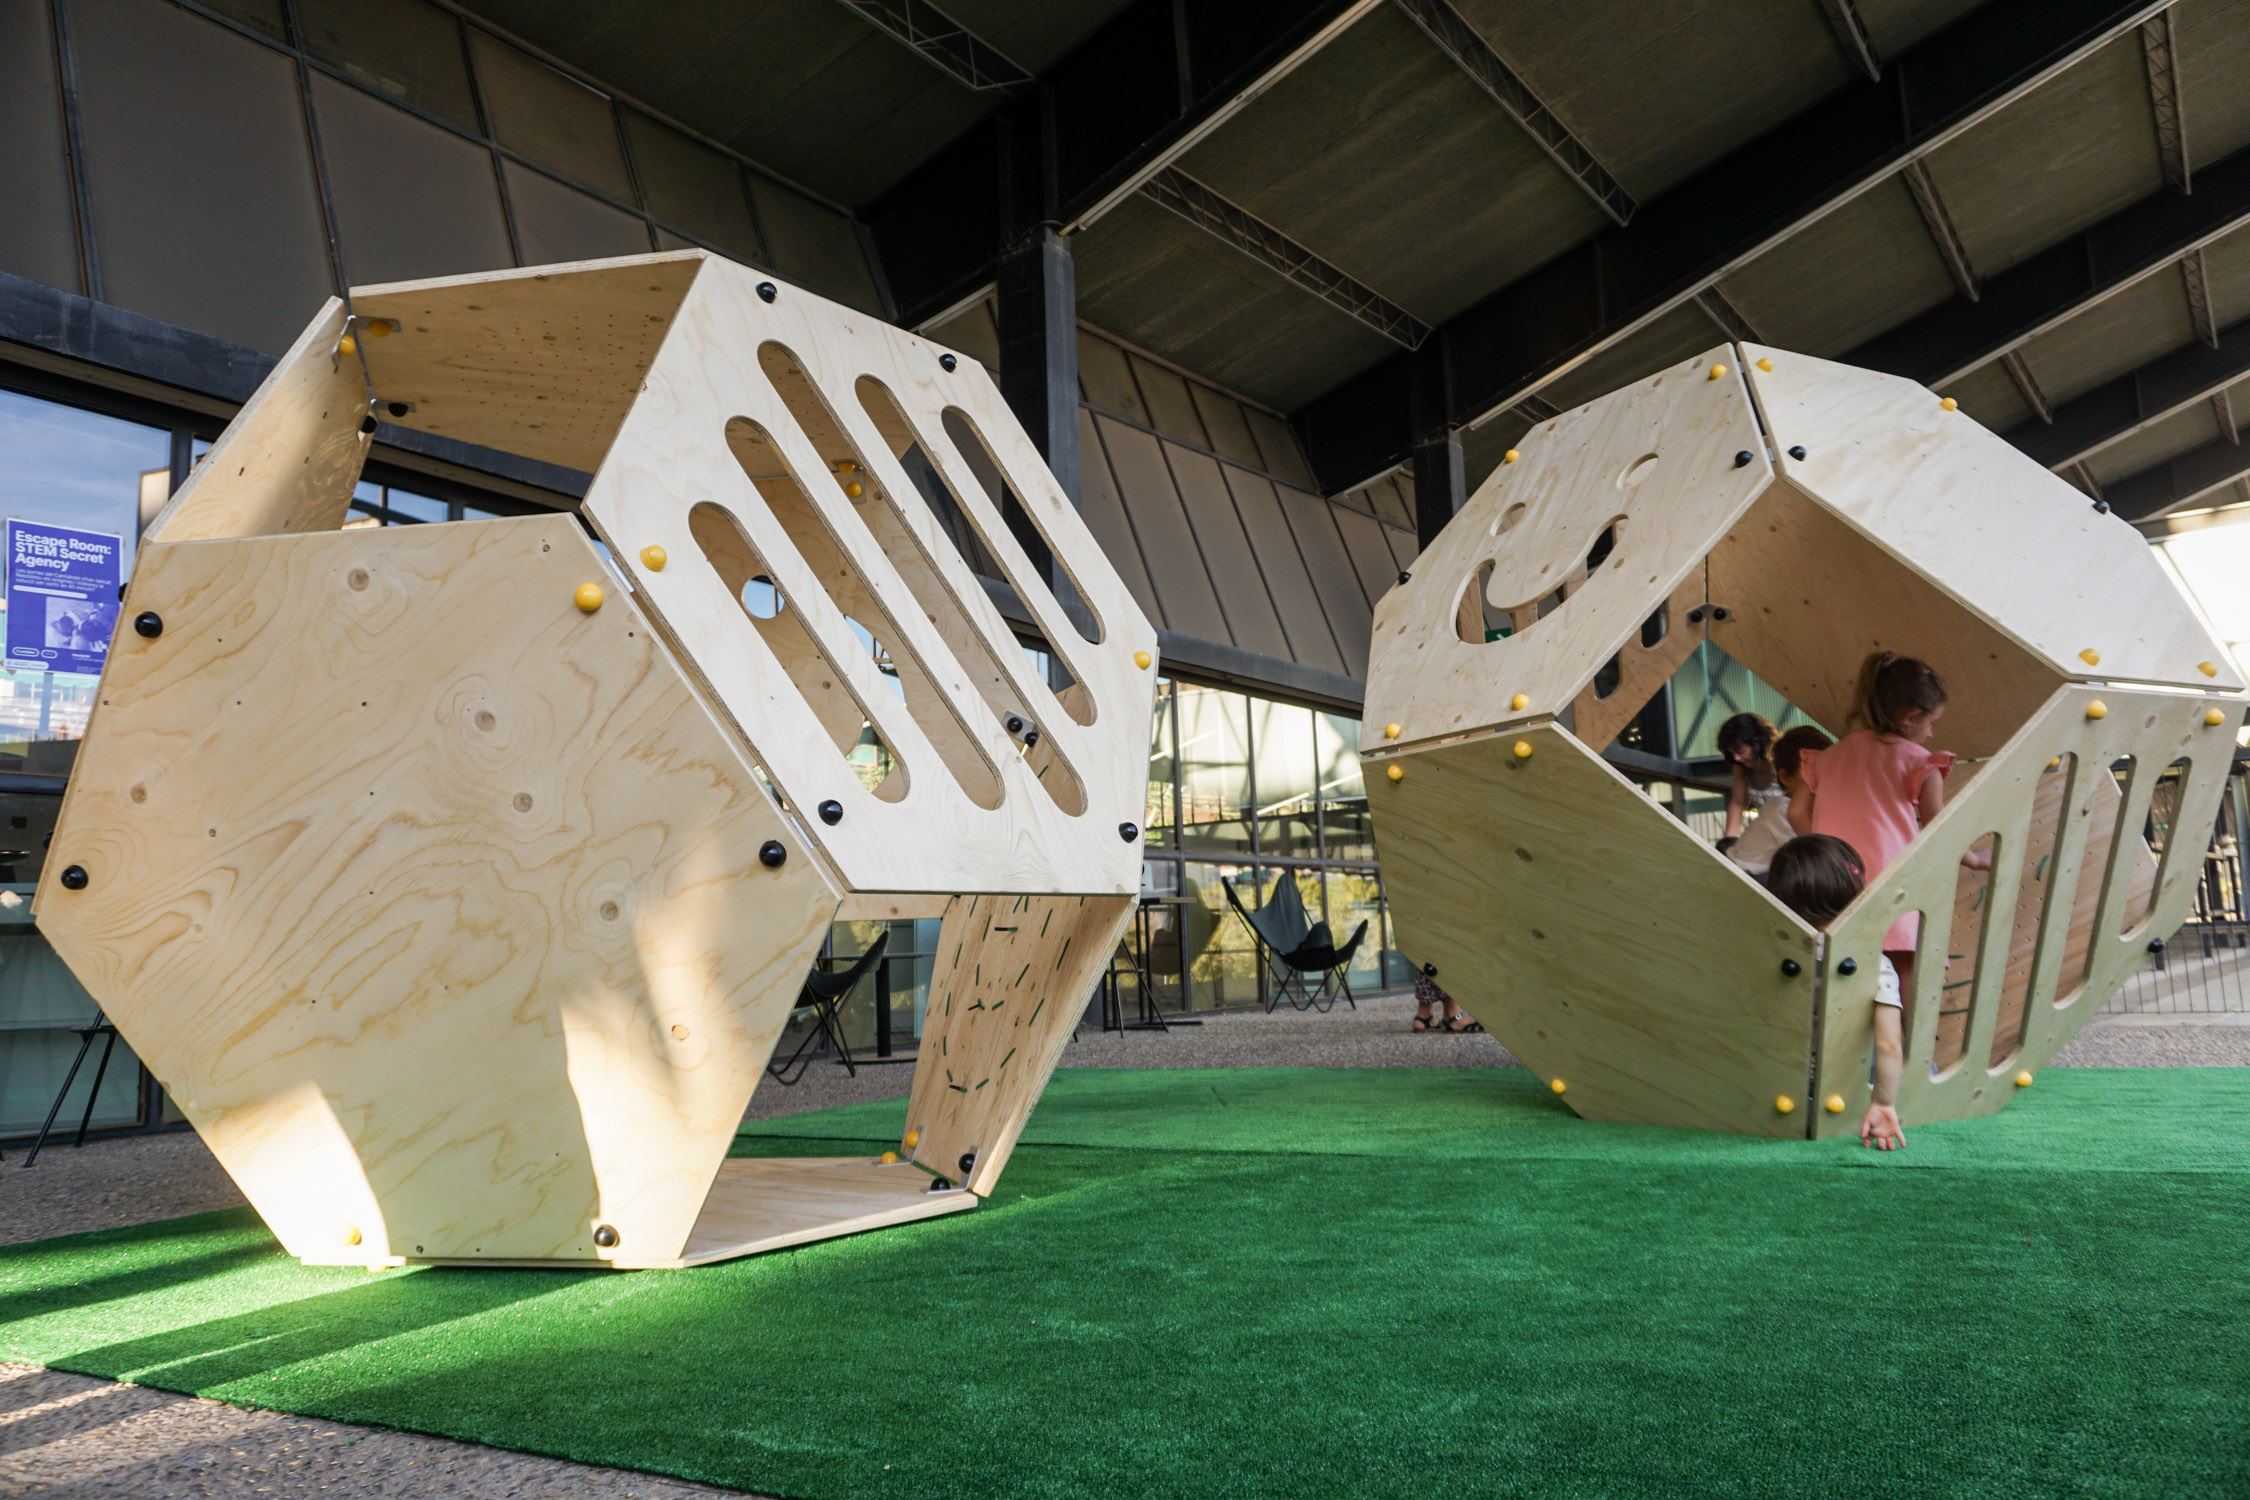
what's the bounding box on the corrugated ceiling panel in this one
[1092,414,1230,643]
[1077,332,1148,423]
[1224,469,1348,677]
[1076,405,1160,625]
[1188,381,1265,470]
[1278,488,1373,677]
[1331,502,1406,616]
[1167,445,1292,660]
[1129,354,1211,448]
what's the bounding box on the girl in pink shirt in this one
[1787,652,1981,993]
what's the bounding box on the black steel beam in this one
[1293,0,2160,495]
[1847,142,2250,387]
[2004,315,2250,470]
[996,227,1080,508]
[2107,433,2250,520]
[1410,427,1464,550]
[831,0,1031,93]
[868,0,1380,322]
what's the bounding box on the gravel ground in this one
[3,989,2239,1497]
[0,1363,760,1498]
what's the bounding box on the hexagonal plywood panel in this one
[36,515,842,1265]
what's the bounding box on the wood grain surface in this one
[1373,725,1821,1136]
[35,516,840,1265]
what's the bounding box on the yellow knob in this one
[366,319,392,339]
[575,582,604,613]
[2201,661,2220,677]
[1386,764,1405,782]
[1511,693,1529,711]
[2014,1070,2033,1088]
[339,1224,362,1247]
[1134,650,1152,670]
[1503,449,1519,464]
[880,1151,898,1164]
[1756,357,1773,372]
[1550,1078,1567,1095]
[640,545,667,571]
[1775,1095,1796,1115]
[2046,757,2060,769]
[2208,708,2229,727]
[2079,648,2100,666]
[2085,700,2107,720]
[1824,1094,1845,1114]
[1513,740,1533,759]
[904,1129,920,1148]
[1709,363,1728,380]
[1383,722,1401,739]
[337,333,357,357]
[837,460,856,474]
[844,481,864,498]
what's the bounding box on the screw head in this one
[958,1150,976,1175]
[1397,571,1411,585]
[1005,714,1024,735]
[1422,963,1438,977]
[2148,937,2166,954]
[1119,821,1140,842]
[927,1176,953,1193]
[818,799,843,826]
[593,1224,619,1248]
[58,864,88,891]
[1781,958,1801,977]
[1837,957,1858,976]
[387,401,411,417]
[2093,500,2110,513]
[758,840,787,868]
[133,611,163,638]
[939,353,958,372]
[1733,450,1753,468]
[756,282,777,303]
[1787,445,1806,460]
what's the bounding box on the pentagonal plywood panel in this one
[37,516,838,1265]
[1367,343,2245,1138]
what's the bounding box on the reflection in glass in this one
[1178,684,1252,855]
[1146,677,1176,849]
[1321,868,1385,987]
[1316,712,1371,860]
[1252,700,1317,859]
[1670,640,1820,758]
[1182,862,1259,1010]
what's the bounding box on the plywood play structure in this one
[33,251,1155,1267]
[1364,344,2245,1138]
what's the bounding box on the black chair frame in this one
[1222,877,1367,1014]
[767,931,889,1085]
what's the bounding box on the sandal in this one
[1411,1013,1435,1032]
[1440,1014,1483,1034]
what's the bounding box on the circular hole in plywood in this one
[1489,502,1527,538]
[1617,453,1659,490]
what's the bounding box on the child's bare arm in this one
[1787,783,1814,836]
[1861,1005,1905,1150]
[1724,765,1748,838]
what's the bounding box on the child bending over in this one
[1769,834,1905,1150]
[1715,712,1782,852]
[1725,724,1833,878]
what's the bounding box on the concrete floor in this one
[3,987,2243,1497]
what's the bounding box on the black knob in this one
[2148,937,2166,954]
[593,1224,619,1248]
[818,799,843,825]
[758,840,787,868]
[1781,959,1801,977]
[926,1175,953,1192]
[133,611,163,638]
[387,401,411,417]
[756,281,777,303]
[958,1150,976,1175]
[2093,500,2110,514]
[1119,822,1140,842]
[1733,450,1753,467]
[1787,445,1806,460]
[58,864,88,891]
[939,353,958,372]
[1421,963,1438,977]
[1397,571,1411,585]
[1837,957,1858,976]
[359,415,378,435]
[1005,714,1024,735]
[1022,728,1040,748]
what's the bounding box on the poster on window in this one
[5,519,123,678]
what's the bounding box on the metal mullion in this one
[456,12,526,265]
[608,95,662,253]
[279,0,354,306]
[48,0,101,302]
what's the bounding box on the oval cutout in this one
[1618,452,1659,490]
[1490,501,1527,538]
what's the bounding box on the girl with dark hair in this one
[1714,712,1781,853]
[1767,834,1906,1150]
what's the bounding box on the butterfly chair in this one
[1222,874,1367,1014]
[767,930,889,1085]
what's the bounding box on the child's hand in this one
[1861,1104,1905,1150]
[1960,847,1993,871]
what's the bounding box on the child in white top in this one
[1725,724,1833,878]
[1767,833,1905,1150]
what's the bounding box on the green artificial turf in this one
[4,1068,2248,1499]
